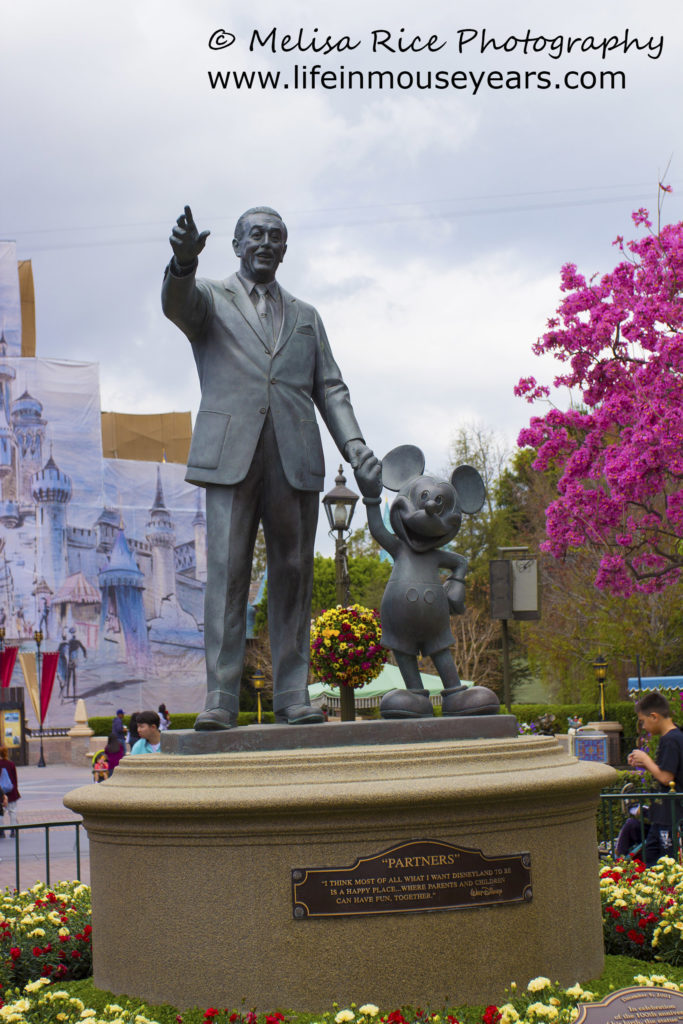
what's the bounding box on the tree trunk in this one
[340,684,355,722]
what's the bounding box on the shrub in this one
[0,881,92,987]
[600,857,683,964]
[510,702,639,737]
[88,712,276,734]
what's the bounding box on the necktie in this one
[255,285,275,349]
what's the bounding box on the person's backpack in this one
[0,767,13,795]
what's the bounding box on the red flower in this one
[203,1012,219,1022]
[32,947,42,956]
[9,948,20,960]
[483,1008,502,1024]
[627,929,645,945]
[230,1016,239,1023]
[71,950,81,959]
[616,925,625,933]
[41,965,52,977]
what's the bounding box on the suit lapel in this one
[274,285,299,355]
[223,274,271,352]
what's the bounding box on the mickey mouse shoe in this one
[380,688,435,719]
[441,685,499,716]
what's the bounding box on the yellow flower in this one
[527,977,552,992]
[69,998,85,1011]
[564,984,584,999]
[81,1012,97,1019]
[24,978,51,992]
[335,1012,355,1023]
[28,928,46,938]
[358,1008,379,1018]
[58,927,70,937]
[527,1003,557,1020]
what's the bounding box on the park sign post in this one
[489,548,540,711]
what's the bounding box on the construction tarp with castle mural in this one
[0,241,207,728]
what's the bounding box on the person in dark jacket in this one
[112,709,127,746]
[0,747,20,837]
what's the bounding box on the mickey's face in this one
[389,475,462,552]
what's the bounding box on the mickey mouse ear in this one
[382,445,425,492]
[451,465,486,514]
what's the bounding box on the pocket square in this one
[296,324,315,335]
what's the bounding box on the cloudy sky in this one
[2,0,682,554]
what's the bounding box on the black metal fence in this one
[5,820,85,891]
[599,790,682,860]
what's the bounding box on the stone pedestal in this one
[64,728,615,1012]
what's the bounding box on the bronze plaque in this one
[575,986,683,1023]
[291,839,531,919]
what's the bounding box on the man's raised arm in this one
[161,205,212,337]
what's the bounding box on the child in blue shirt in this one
[130,710,162,754]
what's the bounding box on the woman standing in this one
[158,703,170,731]
[103,733,126,775]
[0,747,20,837]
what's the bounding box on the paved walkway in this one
[0,763,93,890]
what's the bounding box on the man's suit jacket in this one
[162,268,364,492]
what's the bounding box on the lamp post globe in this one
[321,467,359,722]
[34,629,45,767]
[593,653,608,722]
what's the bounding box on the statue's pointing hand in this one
[170,205,211,268]
[346,440,382,499]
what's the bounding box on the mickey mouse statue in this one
[356,444,500,719]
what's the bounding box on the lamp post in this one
[252,668,266,724]
[322,466,359,721]
[593,653,608,722]
[34,629,45,767]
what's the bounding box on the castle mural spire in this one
[145,464,176,618]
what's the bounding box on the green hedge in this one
[510,701,639,736]
[89,702,641,735]
[87,711,276,735]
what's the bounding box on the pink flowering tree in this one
[516,197,683,596]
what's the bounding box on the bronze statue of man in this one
[162,205,380,730]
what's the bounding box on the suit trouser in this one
[203,412,319,717]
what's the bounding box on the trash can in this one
[574,728,609,763]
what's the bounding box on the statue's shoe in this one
[194,708,237,731]
[441,685,499,717]
[380,688,434,719]
[274,704,324,725]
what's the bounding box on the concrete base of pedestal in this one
[64,734,615,1012]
